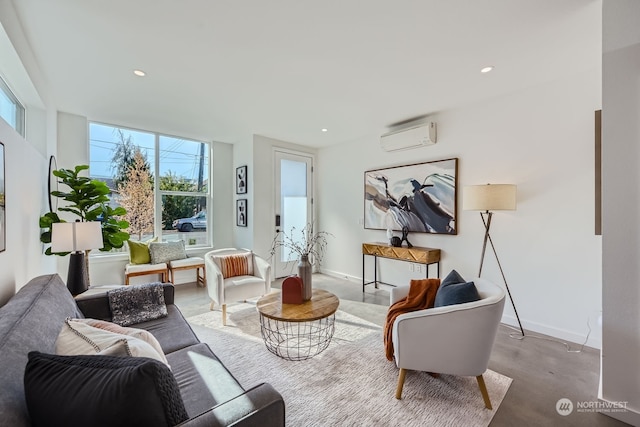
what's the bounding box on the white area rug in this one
[188,304,512,427]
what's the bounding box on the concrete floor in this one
[174,274,629,427]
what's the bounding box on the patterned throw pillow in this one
[55,318,169,367]
[215,253,254,278]
[108,282,168,327]
[148,240,187,265]
[70,318,167,365]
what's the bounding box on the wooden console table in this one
[362,242,441,292]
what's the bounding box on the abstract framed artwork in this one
[236,199,247,227]
[364,157,458,234]
[0,142,5,251]
[236,165,247,194]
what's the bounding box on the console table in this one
[362,242,441,292]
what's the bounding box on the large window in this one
[89,122,210,250]
[0,76,25,136]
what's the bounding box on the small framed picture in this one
[236,165,247,194]
[237,199,247,227]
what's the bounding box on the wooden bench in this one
[168,257,206,287]
[124,262,169,285]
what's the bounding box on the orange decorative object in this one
[282,276,304,304]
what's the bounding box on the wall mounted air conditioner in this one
[380,121,437,152]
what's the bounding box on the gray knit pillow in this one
[149,241,187,264]
[108,283,168,326]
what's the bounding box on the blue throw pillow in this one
[434,269,481,307]
[434,281,481,307]
[441,269,466,287]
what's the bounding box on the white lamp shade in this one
[51,221,104,252]
[463,184,517,211]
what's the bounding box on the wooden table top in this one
[256,289,340,322]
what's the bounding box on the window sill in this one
[89,246,214,264]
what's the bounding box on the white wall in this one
[0,120,54,305]
[233,136,254,251]
[600,0,640,423]
[0,4,57,305]
[211,140,235,250]
[318,67,602,348]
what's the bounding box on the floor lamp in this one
[463,184,525,336]
[51,221,104,296]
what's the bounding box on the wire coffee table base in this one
[258,313,336,361]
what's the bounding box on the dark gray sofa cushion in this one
[167,343,246,418]
[0,274,82,427]
[131,305,200,355]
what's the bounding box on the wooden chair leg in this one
[222,304,227,326]
[197,266,206,287]
[476,374,492,409]
[209,300,214,310]
[395,368,407,399]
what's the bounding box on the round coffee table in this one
[256,289,340,361]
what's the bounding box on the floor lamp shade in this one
[51,221,104,296]
[463,183,524,336]
[463,184,517,211]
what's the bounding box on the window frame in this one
[0,75,25,136]
[89,121,212,255]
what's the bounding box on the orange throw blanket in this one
[384,278,441,361]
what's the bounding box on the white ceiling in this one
[11,0,600,147]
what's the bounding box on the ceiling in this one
[10,0,600,147]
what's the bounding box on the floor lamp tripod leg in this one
[479,212,525,337]
[478,212,492,277]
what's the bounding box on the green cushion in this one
[127,237,157,264]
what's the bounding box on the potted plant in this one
[39,165,130,284]
[270,223,331,300]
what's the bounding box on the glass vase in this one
[298,255,312,301]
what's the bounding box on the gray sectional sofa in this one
[0,274,285,426]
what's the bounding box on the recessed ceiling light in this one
[480,66,494,73]
[321,128,328,132]
[133,69,146,77]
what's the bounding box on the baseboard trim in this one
[319,268,361,283]
[597,397,640,425]
[501,314,601,350]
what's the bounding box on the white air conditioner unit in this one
[380,121,437,152]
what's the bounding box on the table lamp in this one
[463,183,524,336]
[51,221,104,296]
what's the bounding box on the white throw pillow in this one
[72,318,166,360]
[55,318,169,367]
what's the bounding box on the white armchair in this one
[204,248,271,326]
[391,278,505,409]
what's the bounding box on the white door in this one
[274,150,313,278]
